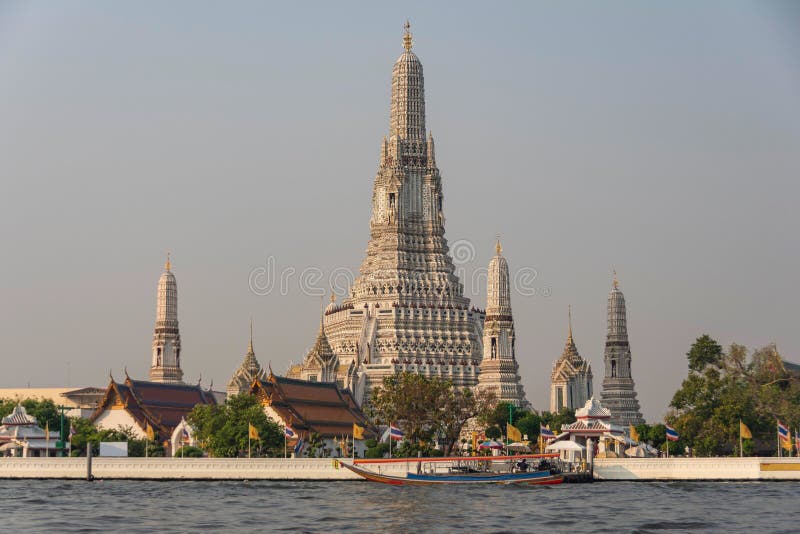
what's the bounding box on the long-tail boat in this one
[338,455,564,486]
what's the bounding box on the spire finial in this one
[403,20,413,51]
[165,252,171,271]
[613,269,619,290]
[495,235,502,255]
[248,317,254,353]
[568,305,573,340]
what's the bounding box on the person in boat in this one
[516,458,529,472]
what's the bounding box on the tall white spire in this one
[150,254,183,383]
[478,241,530,409]
[600,273,644,425]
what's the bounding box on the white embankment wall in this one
[1,457,799,480]
[594,457,800,480]
[0,457,412,480]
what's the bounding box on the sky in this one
[1,1,799,421]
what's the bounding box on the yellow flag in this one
[248,423,260,440]
[630,425,640,442]
[506,423,522,442]
[739,420,752,439]
[145,423,155,441]
[45,422,50,441]
[353,423,365,440]
[471,432,478,453]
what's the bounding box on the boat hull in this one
[340,462,564,486]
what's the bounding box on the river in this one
[2,479,798,532]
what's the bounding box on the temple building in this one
[90,374,217,444]
[0,404,61,457]
[149,255,184,383]
[286,300,351,388]
[476,241,530,408]
[293,23,484,404]
[227,321,267,397]
[549,307,593,412]
[250,373,374,457]
[600,274,645,426]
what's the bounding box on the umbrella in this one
[625,445,647,458]
[545,440,586,452]
[478,440,504,450]
[507,441,531,452]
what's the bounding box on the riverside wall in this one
[1,457,799,480]
[593,457,800,480]
[0,457,410,480]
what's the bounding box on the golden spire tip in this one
[613,269,619,289]
[568,305,573,340]
[495,235,502,255]
[165,252,171,271]
[403,20,413,51]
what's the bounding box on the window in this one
[309,375,318,382]
[611,359,617,378]
[389,193,396,209]
[491,337,497,359]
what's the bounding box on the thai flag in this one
[389,424,404,441]
[182,427,191,443]
[540,425,556,439]
[795,431,800,451]
[285,426,296,439]
[777,421,790,441]
[68,424,76,440]
[294,439,305,455]
[665,425,679,442]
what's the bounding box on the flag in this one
[739,420,752,440]
[471,432,478,452]
[540,425,556,439]
[506,423,522,442]
[630,425,640,442]
[249,423,260,440]
[353,423,365,440]
[795,431,800,453]
[294,438,305,455]
[665,424,679,442]
[146,423,155,441]
[45,422,50,441]
[389,424,404,441]
[69,424,76,440]
[284,426,296,439]
[778,421,790,442]
[182,427,191,444]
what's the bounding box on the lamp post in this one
[56,405,70,457]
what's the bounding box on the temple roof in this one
[90,377,217,436]
[576,397,612,419]
[1,404,38,426]
[250,374,373,439]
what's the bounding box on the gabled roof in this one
[250,374,373,438]
[1,404,38,426]
[90,377,217,436]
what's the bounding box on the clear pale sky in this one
[1,1,798,421]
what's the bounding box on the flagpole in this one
[777,425,781,458]
[739,419,743,458]
[389,426,392,459]
[284,431,287,459]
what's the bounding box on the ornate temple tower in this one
[550,306,593,412]
[149,255,184,383]
[477,241,530,408]
[227,320,266,397]
[600,274,644,425]
[300,23,483,404]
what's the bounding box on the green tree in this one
[540,408,576,434]
[669,336,800,456]
[188,394,282,457]
[367,372,450,448]
[687,334,723,373]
